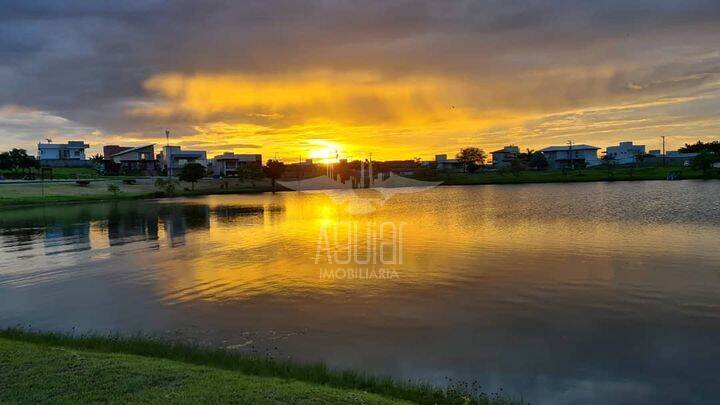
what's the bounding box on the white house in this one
[209,152,262,177]
[433,154,464,171]
[158,146,207,172]
[491,146,520,168]
[538,144,601,169]
[605,141,646,165]
[38,140,89,161]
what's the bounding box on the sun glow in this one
[131,71,505,161]
[307,140,343,164]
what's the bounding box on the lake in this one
[1,181,719,404]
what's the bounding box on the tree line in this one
[0,149,39,172]
[455,147,548,174]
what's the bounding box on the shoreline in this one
[0,185,276,210]
[0,328,518,405]
[1,166,717,209]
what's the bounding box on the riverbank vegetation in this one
[428,165,717,185]
[0,329,519,404]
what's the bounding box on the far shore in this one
[0,165,716,209]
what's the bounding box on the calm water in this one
[1,181,720,403]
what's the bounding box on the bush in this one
[107,184,120,198]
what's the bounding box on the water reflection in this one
[1,181,720,404]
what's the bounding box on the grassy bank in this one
[431,165,716,185]
[0,178,274,209]
[0,329,519,404]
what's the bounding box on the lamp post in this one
[165,130,171,179]
[567,140,574,170]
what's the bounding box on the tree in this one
[263,159,286,191]
[237,164,263,184]
[691,151,718,177]
[528,152,548,170]
[509,156,525,177]
[18,155,38,173]
[456,147,486,173]
[90,153,104,164]
[0,152,13,171]
[178,163,206,191]
[7,149,31,172]
[680,140,720,155]
[601,154,615,178]
[155,178,177,196]
[107,184,120,198]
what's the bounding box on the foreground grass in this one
[0,329,519,404]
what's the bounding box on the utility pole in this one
[662,136,666,167]
[567,140,574,170]
[165,130,171,179]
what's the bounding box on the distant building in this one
[665,151,699,166]
[103,144,159,175]
[38,140,89,161]
[433,154,463,171]
[539,145,601,169]
[646,150,699,166]
[605,141,646,165]
[158,146,207,172]
[376,160,418,176]
[37,140,91,167]
[491,146,520,168]
[209,152,262,177]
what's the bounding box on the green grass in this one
[0,329,520,404]
[1,167,101,180]
[428,165,718,185]
[0,178,275,209]
[0,193,156,208]
[42,167,101,179]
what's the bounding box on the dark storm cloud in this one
[0,0,719,151]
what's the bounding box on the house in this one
[158,146,207,173]
[491,146,520,168]
[605,141,646,165]
[38,140,89,161]
[209,152,262,177]
[433,154,464,171]
[647,150,700,166]
[539,144,601,169]
[103,144,159,175]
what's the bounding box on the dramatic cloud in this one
[1,0,719,159]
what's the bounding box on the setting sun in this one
[307,140,343,163]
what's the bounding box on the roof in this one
[109,144,155,158]
[491,146,520,154]
[539,144,599,152]
[39,142,89,149]
[213,153,261,161]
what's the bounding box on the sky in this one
[1,0,719,161]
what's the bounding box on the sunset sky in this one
[1,1,720,161]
